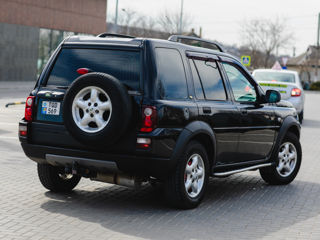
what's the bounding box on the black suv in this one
[19,34,302,209]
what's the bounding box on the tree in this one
[240,18,292,68]
[157,10,193,34]
[108,8,194,39]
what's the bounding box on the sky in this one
[106,0,320,56]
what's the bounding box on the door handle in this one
[241,109,248,115]
[203,107,211,114]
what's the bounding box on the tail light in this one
[19,125,27,136]
[136,137,151,149]
[140,106,157,133]
[25,96,35,122]
[291,88,301,97]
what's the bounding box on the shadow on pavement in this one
[41,174,319,240]
[301,119,320,128]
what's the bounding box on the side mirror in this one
[265,90,281,103]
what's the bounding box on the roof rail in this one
[168,35,224,52]
[97,33,135,38]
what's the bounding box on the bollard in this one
[5,101,26,108]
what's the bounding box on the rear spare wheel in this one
[63,73,132,146]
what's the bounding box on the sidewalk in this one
[0,81,35,89]
[0,81,35,99]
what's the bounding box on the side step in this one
[213,163,272,177]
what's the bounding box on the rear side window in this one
[155,48,188,99]
[189,59,205,99]
[46,48,141,90]
[193,59,227,100]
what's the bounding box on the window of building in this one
[38,29,90,76]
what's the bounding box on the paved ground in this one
[1,84,320,240]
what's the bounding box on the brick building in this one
[0,0,107,82]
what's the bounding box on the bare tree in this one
[240,18,292,68]
[157,10,193,34]
[108,8,194,39]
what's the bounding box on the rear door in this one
[187,53,242,165]
[152,47,199,130]
[33,45,143,153]
[221,61,276,162]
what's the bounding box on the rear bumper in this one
[19,118,182,178]
[20,142,173,178]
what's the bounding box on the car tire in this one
[37,164,81,192]
[299,111,304,124]
[260,132,301,185]
[165,141,209,209]
[63,72,132,147]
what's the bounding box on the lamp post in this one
[179,0,184,34]
[316,12,320,81]
[114,0,119,32]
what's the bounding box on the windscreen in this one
[46,48,141,90]
[254,72,295,83]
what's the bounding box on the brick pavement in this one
[0,91,320,240]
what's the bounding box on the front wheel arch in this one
[270,116,301,161]
[287,125,300,139]
[260,132,302,185]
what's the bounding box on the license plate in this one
[41,101,60,115]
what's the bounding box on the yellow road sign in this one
[241,56,251,66]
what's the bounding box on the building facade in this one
[0,0,107,82]
[287,46,320,83]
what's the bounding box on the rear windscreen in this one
[46,48,141,90]
[254,72,295,83]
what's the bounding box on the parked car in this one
[252,69,305,123]
[19,34,302,209]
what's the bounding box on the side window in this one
[155,48,188,99]
[189,59,205,99]
[193,59,227,101]
[222,63,257,102]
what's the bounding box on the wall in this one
[0,0,107,35]
[0,0,107,81]
[0,23,39,81]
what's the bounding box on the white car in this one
[252,69,305,123]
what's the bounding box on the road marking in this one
[0,122,19,126]
[0,136,18,139]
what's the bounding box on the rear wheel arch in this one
[190,133,215,169]
[171,121,216,169]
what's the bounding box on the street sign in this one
[241,56,251,66]
[282,57,289,66]
[272,61,282,70]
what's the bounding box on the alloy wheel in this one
[72,86,112,133]
[276,142,297,177]
[184,153,205,198]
